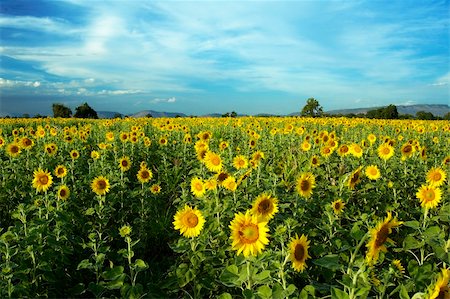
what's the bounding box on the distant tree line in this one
[52,102,98,119]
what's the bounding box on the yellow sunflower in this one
[378,143,394,161]
[416,184,442,209]
[365,165,381,180]
[20,137,34,150]
[233,155,249,170]
[203,151,223,172]
[320,146,333,159]
[338,144,350,157]
[426,268,449,299]
[6,142,21,158]
[91,176,110,196]
[150,184,161,194]
[250,193,279,221]
[119,156,132,172]
[331,199,345,215]
[173,205,205,238]
[229,211,269,257]
[54,165,67,178]
[365,212,402,265]
[400,142,415,159]
[296,172,316,199]
[32,168,53,193]
[310,155,320,167]
[204,179,218,191]
[137,167,153,183]
[57,185,70,201]
[301,141,311,152]
[350,143,363,158]
[348,166,363,190]
[289,234,311,272]
[426,167,447,187]
[91,150,100,160]
[392,259,405,274]
[70,149,80,160]
[190,177,206,197]
[222,176,237,191]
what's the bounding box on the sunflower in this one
[119,156,132,172]
[91,176,110,196]
[173,205,205,238]
[57,185,70,201]
[6,142,21,158]
[0,136,5,148]
[91,150,100,160]
[190,177,206,197]
[348,166,363,190]
[426,268,449,299]
[20,137,34,150]
[416,184,442,209]
[70,149,80,160]
[137,167,153,183]
[222,176,237,192]
[233,155,249,170]
[149,184,161,194]
[159,136,168,146]
[289,234,311,272]
[392,259,405,274]
[365,165,381,180]
[426,167,447,187]
[119,225,132,238]
[338,144,350,157]
[320,146,333,159]
[310,155,320,167]
[105,131,114,142]
[204,179,218,191]
[378,143,394,161]
[365,212,402,265]
[229,211,269,257]
[367,134,377,145]
[331,199,345,215]
[251,193,279,221]
[350,143,363,158]
[44,143,58,156]
[203,151,223,172]
[54,165,67,178]
[301,141,311,152]
[120,132,129,142]
[32,169,53,193]
[296,172,316,198]
[400,143,414,159]
[219,141,229,151]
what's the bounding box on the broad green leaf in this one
[217,293,233,299]
[331,287,349,299]
[313,254,340,271]
[399,284,410,299]
[403,221,420,229]
[257,285,272,299]
[103,266,124,280]
[403,235,424,250]
[77,259,93,270]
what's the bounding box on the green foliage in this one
[73,102,98,119]
[52,103,72,118]
[301,97,323,117]
[366,104,399,119]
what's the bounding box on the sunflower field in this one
[0,116,449,299]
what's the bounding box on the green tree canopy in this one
[416,111,435,120]
[73,102,98,119]
[52,103,72,118]
[301,98,323,117]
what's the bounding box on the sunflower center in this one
[11,146,19,153]
[300,180,310,191]
[350,173,359,184]
[369,168,378,176]
[59,189,66,197]
[97,180,106,190]
[39,175,49,185]
[194,182,203,191]
[141,170,149,179]
[382,147,390,155]
[122,160,128,167]
[341,146,348,153]
[294,244,305,261]
[354,146,361,153]
[424,190,435,201]
[57,168,64,175]
[239,224,259,244]
[334,202,341,210]
[257,199,272,214]
[184,213,199,228]
[312,158,318,164]
[217,172,228,182]
[432,172,442,181]
[403,145,412,154]
[211,156,221,166]
[375,225,389,247]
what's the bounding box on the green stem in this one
[246,259,252,290]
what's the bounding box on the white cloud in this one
[0,78,41,88]
[151,97,176,104]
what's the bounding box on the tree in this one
[301,98,323,117]
[443,112,450,120]
[52,103,72,118]
[416,111,435,120]
[382,104,399,119]
[73,102,98,119]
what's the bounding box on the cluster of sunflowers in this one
[0,116,449,298]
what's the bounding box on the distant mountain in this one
[326,104,449,117]
[130,110,187,118]
[97,111,122,119]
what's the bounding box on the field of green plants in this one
[0,117,448,298]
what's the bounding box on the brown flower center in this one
[97,180,106,190]
[39,175,49,185]
[375,224,389,247]
[294,243,305,261]
[239,224,259,244]
[184,213,198,228]
[257,199,271,214]
[300,179,310,191]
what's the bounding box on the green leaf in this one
[104,274,125,290]
[85,208,95,216]
[134,259,148,272]
[285,284,297,297]
[271,283,285,299]
[103,266,124,280]
[403,221,420,229]
[403,235,424,250]
[313,254,340,271]
[253,270,271,284]
[300,285,315,299]
[257,285,272,299]
[217,293,233,299]
[423,226,441,239]
[350,223,365,241]
[399,284,410,299]
[331,287,349,299]
[88,282,105,298]
[219,265,241,287]
[242,289,254,299]
[77,259,93,270]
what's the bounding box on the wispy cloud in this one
[151,97,176,104]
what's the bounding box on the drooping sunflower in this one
[296,172,316,198]
[331,199,345,215]
[348,166,363,190]
[416,184,442,209]
[150,184,162,194]
[250,193,279,221]
[426,167,447,187]
[190,177,206,197]
[392,259,405,275]
[289,234,311,272]
[426,268,449,299]
[229,211,269,257]
[32,168,53,193]
[233,155,249,170]
[91,176,110,196]
[365,165,381,181]
[6,142,21,158]
[378,143,394,161]
[203,151,223,172]
[57,185,70,201]
[54,165,67,178]
[365,212,402,265]
[119,156,132,172]
[173,205,205,238]
[137,167,153,183]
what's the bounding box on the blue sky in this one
[0,0,449,116]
